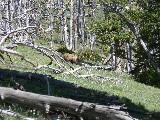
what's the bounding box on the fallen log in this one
[0,87,135,120]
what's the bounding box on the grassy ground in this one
[0,45,160,119]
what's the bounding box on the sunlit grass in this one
[0,45,160,120]
[55,72,160,112]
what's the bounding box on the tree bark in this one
[0,87,134,120]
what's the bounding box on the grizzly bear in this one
[62,53,80,64]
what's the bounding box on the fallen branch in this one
[0,46,36,67]
[14,42,79,77]
[0,108,34,120]
[64,65,112,74]
[14,42,64,68]
[37,65,63,74]
[0,26,36,45]
[0,87,135,120]
[77,74,122,83]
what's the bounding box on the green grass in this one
[55,71,160,112]
[0,45,160,119]
[1,63,160,112]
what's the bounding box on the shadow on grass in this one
[0,68,160,120]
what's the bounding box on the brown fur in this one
[62,53,80,63]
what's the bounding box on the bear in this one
[62,53,80,64]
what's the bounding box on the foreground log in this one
[0,87,134,120]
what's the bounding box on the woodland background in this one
[0,0,160,119]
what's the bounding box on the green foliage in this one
[130,0,160,86]
[79,48,103,62]
[91,0,160,87]
[90,11,135,57]
[0,116,20,120]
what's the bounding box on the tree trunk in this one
[0,87,134,120]
[113,7,160,77]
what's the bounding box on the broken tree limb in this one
[0,26,36,46]
[64,65,112,74]
[36,65,63,74]
[77,74,122,83]
[0,46,36,67]
[0,108,34,120]
[14,42,64,68]
[0,87,135,120]
[14,42,78,77]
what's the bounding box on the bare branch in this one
[0,108,34,120]
[24,7,38,13]
[64,65,112,74]
[37,65,62,74]
[3,43,18,49]
[0,26,37,45]
[14,42,64,68]
[77,74,122,83]
[0,46,20,55]
[14,42,79,77]
[0,46,36,67]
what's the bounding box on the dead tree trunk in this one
[0,87,134,120]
